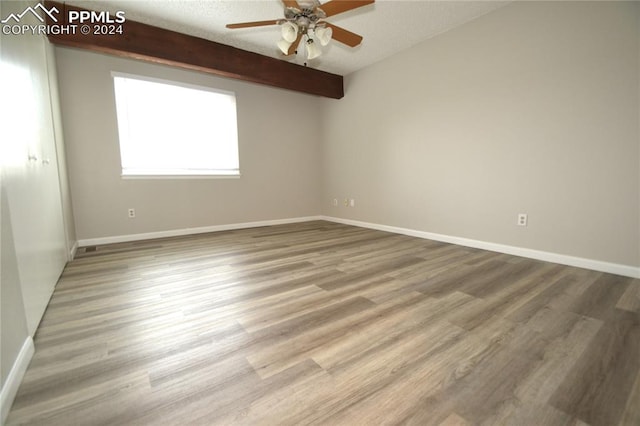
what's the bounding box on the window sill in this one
[121,173,241,180]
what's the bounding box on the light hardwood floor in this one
[7,221,640,425]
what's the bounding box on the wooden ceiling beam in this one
[43,1,344,99]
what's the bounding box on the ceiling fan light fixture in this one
[277,38,293,54]
[306,38,322,60]
[280,21,298,43]
[315,26,333,46]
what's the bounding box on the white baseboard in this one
[1,337,34,424]
[69,240,78,260]
[74,214,639,278]
[77,216,324,247]
[321,216,640,279]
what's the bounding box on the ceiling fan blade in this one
[226,19,280,29]
[319,0,374,18]
[324,22,363,47]
[282,0,301,9]
[287,32,303,56]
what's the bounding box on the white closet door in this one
[1,2,68,335]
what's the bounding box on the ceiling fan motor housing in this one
[284,6,326,32]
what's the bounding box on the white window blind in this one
[112,73,239,177]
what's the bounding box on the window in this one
[112,73,239,177]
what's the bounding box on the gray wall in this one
[56,1,639,269]
[55,47,323,241]
[46,42,77,254]
[321,1,640,268]
[0,188,29,388]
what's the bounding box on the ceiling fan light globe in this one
[281,21,298,43]
[277,39,293,54]
[306,39,322,60]
[315,26,332,46]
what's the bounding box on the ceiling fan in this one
[226,0,375,61]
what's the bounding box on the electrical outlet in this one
[332,198,338,207]
[349,199,355,207]
[128,208,136,218]
[517,213,527,226]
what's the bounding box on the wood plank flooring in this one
[6,221,640,425]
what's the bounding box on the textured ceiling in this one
[65,0,510,75]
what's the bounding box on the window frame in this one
[111,71,241,179]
